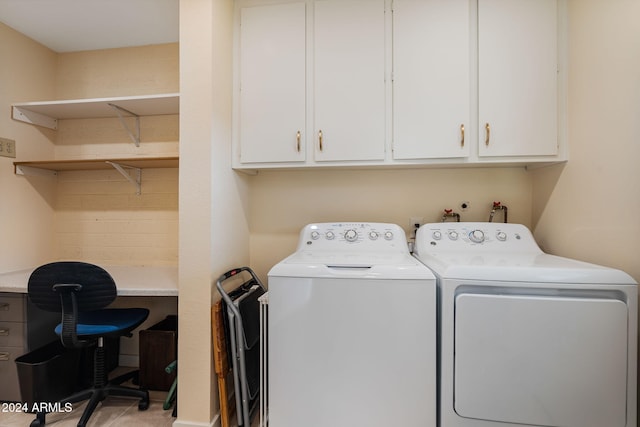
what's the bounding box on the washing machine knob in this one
[310,231,320,240]
[469,229,485,243]
[384,231,394,240]
[325,231,335,240]
[496,231,507,241]
[432,231,442,240]
[369,231,379,240]
[448,231,459,240]
[344,229,358,242]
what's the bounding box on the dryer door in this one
[454,293,628,427]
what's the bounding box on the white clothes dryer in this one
[413,222,637,427]
[268,222,437,427]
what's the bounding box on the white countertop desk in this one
[0,265,178,296]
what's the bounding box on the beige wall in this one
[0,23,57,272]
[54,168,178,266]
[55,43,179,99]
[178,0,250,425]
[532,0,640,282]
[249,167,533,281]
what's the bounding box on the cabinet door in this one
[393,0,470,160]
[478,0,558,157]
[313,0,386,162]
[239,3,306,164]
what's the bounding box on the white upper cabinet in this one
[233,0,565,170]
[238,3,306,164]
[313,0,386,162]
[392,0,470,160]
[478,0,558,157]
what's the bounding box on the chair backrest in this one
[28,261,117,312]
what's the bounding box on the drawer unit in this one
[0,294,25,322]
[0,346,22,402]
[0,321,26,348]
[0,293,58,402]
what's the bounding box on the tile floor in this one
[0,366,263,427]
[0,395,175,427]
[0,365,177,427]
[0,389,262,427]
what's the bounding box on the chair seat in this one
[55,308,149,338]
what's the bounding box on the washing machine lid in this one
[270,250,435,280]
[417,251,636,284]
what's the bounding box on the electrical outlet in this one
[0,138,16,158]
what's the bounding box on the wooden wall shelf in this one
[14,156,179,195]
[14,156,179,173]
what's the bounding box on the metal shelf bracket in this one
[106,161,142,195]
[108,103,141,147]
[15,165,58,177]
[12,106,58,129]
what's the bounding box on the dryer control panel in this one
[297,222,408,253]
[414,222,542,254]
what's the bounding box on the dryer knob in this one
[384,231,394,240]
[469,229,485,243]
[432,231,442,240]
[496,231,507,241]
[369,231,379,240]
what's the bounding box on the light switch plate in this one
[0,138,16,158]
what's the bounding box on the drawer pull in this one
[296,130,301,152]
[0,303,9,311]
[0,352,9,361]
[0,328,8,336]
[460,124,465,147]
[318,130,323,152]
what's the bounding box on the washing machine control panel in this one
[415,222,541,254]
[299,222,407,252]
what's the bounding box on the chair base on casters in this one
[29,373,149,427]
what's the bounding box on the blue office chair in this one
[27,261,150,427]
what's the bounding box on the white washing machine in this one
[413,222,637,427]
[268,222,437,427]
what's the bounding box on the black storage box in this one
[139,315,177,391]
[15,340,80,407]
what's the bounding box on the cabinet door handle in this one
[318,130,323,152]
[0,352,8,361]
[485,123,491,146]
[296,131,301,152]
[460,124,465,147]
[0,303,9,311]
[0,328,8,336]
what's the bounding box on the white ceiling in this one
[0,0,179,53]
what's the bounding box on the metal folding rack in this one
[216,267,267,427]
